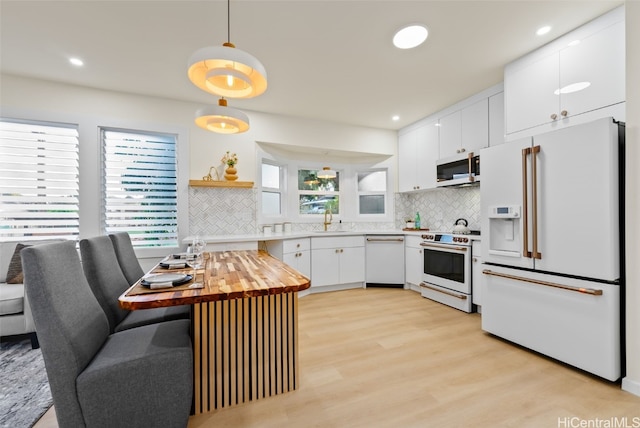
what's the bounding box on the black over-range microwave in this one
[436,152,480,187]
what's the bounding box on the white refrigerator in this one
[480,117,624,381]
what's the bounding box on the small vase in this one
[224,166,238,181]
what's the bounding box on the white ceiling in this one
[0,0,623,130]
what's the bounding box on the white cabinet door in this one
[440,101,488,158]
[405,245,423,286]
[283,250,311,278]
[471,241,483,306]
[461,99,488,153]
[559,21,625,120]
[488,92,505,146]
[399,122,439,192]
[398,128,418,192]
[416,122,439,190]
[311,248,340,287]
[505,53,559,134]
[298,250,311,278]
[340,246,365,284]
[438,110,461,159]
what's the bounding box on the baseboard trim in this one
[622,377,640,397]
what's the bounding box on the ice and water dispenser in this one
[487,205,521,257]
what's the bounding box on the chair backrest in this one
[22,241,109,428]
[79,235,131,332]
[108,232,145,285]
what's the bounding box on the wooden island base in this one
[192,292,300,414]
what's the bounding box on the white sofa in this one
[0,240,60,348]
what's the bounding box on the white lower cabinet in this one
[472,240,483,307]
[404,235,423,291]
[311,236,365,289]
[265,238,310,278]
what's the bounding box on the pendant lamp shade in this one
[188,43,268,99]
[317,167,337,179]
[187,0,267,99]
[195,98,250,134]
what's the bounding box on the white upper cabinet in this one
[439,99,488,159]
[488,92,505,146]
[558,20,625,119]
[504,6,625,137]
[398,121,439,192]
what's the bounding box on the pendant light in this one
[187,0,267,99]
[303,173,319,185]
[195,98,249,134]
[317,167,337,179]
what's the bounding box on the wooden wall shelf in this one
[189,180,254,189]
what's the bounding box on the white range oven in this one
[420,233,475,313]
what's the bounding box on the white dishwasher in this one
[365,235,405,287]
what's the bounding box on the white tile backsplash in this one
[396,186,481,232]
[189,187,257,236]
[189,185,480,235]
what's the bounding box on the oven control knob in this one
[421,234,428,239]
[463,237,469,243]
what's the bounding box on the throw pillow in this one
[6,243,30,284]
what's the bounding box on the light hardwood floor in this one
[36,288,640,427]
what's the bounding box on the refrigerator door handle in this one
[482,269,603,296]
[532,145,542,259]
[521,147,532,258]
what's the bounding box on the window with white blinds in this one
[101,128,178,248]
[0,119,80,242]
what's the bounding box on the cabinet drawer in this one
[283,238,310,254]
[311,235,365,250]
[404,235,423,248]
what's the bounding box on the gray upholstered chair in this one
[21,241,192,428]
[79,235,190,333]
[108,232,145,285]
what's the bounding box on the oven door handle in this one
[420,283,468,300]
[420,242,468,252]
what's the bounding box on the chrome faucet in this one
[323,208,332,231]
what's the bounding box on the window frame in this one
[0,117,80,242]
[356,168,389,218]
[100,126,180,250]
[256,150,394,225]
[259,158,286,221]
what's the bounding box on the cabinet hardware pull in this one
[532,145,542,260]
[522,147,532,258]
[460,147,466,153]
[420,283,467,299]
[366,238,404,242]
[561,110,568,117]
[420,242,467,252]
[550,113,558,120]
[482,269,603,296]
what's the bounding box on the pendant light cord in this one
[227,0,231,43]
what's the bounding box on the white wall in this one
[623,0,640,397]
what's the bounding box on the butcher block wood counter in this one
[118,250,311,414]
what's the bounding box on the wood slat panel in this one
[192,293,300,414]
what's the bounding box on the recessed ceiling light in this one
[69,57,84,67]
[392,115,400,121]
[536,25,551,36]
[393,24,428,49]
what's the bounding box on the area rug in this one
[0,336,52,428]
